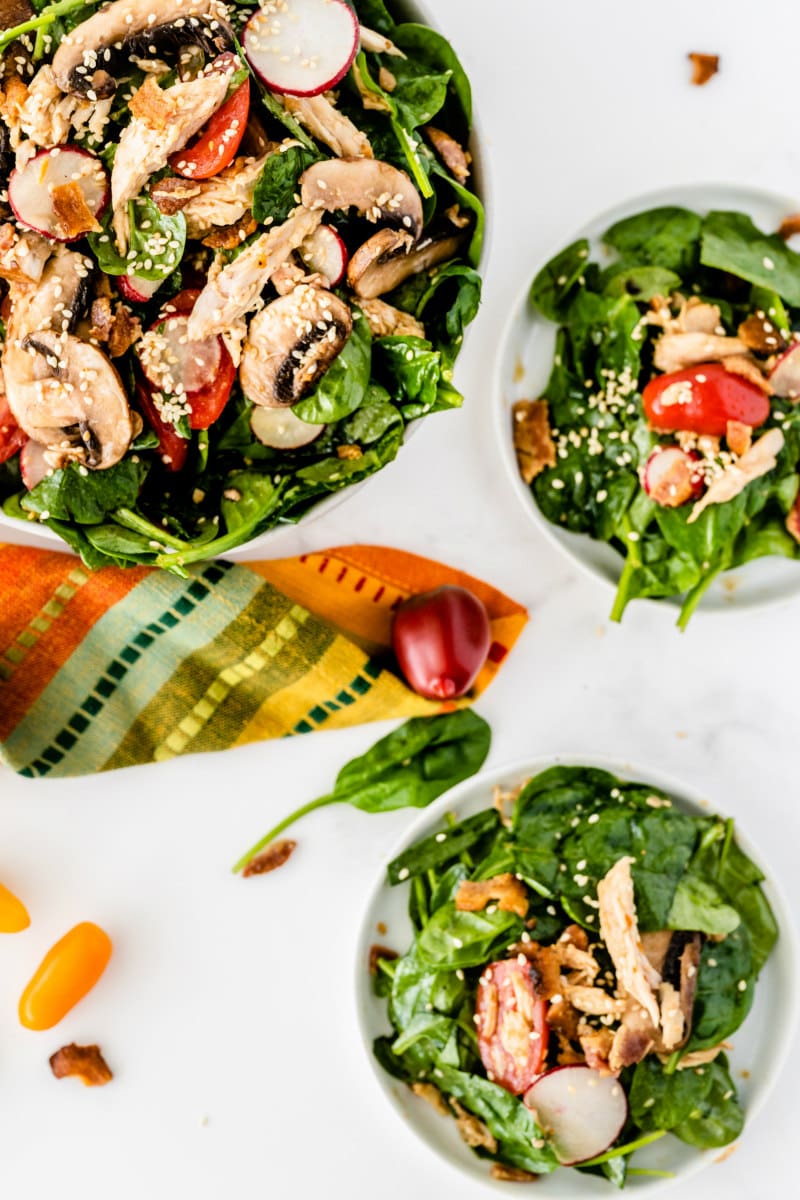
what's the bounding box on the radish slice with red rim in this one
[243,0,359,97]
[141,315,222,397]
[20,440,50,491]
[298,224,348,286]
[524,1065,628,1165]
[8,146,109,242]
[118,273,163,304]
[642,445,703,507]
[250,404,324,450]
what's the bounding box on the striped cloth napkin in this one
[0,543,527,778]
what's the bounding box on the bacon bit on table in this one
[777,213,800,241]
[688,52,720,86]
[49,1043,112,1087]
[242,838,297,877]
[368,944,398,974]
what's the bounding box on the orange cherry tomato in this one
[0,882,30,933]
[19,921,112,1031]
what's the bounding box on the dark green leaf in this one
[701,210,800,305]
[251,145,319,225]
[292,309,372,423]
[88,198,185,281]
[604,206,702,274]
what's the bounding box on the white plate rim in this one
[354,751,800,1195]
[492,181,800,617]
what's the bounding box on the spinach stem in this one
[663,1050,682,1075]
[610,523,641,623]
[232,793,338,873]
[113,507,192,551]
[677,564,724,630]
[579,1130,667,1166]
[0,0,89,53]
[627,1169,676,1179]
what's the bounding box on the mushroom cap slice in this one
[239,286,353,409]
[5,331,135,469]
[300,158,423,240]
[347,227,466,300]
[51,0,234,97]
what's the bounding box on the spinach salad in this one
[0,0,482,573]
[372,766,777,1186]
[517,205,800,626]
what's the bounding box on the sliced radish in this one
[141,314,222,397]
[250,404,324,449]
[118,273,163,304]
[8,146,109,242]
[524,1065,628,1166]
[769,340,800,398]
[298,224,348,286]
[642,444,703,508]
[243,0,359,97]
[20,439,51,490]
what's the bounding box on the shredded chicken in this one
[721,354,773,395]
[284,94,373,158]
[654,331,749,373]
[563,986,626,1018]
[352,60,393,113]
[455,874,528,918]
[1,65,112,161]
[555,941,600,985]
[689,428,785,522]
[181,153,272,237]
[673,1041,732,1070]
[490,1164,538,1183]
[410,1081,450,1116]
[609,1003,658,1072]
[658,982,685,1050]
[512,398,556,484]
[597,857,661,1028]
[360,297,426,339]
[578,1026,615,1075]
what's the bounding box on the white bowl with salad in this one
[0,0,484,571]
[495,183,800,627]
[355,755,798,1192]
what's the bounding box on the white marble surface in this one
[1,2,799,1197]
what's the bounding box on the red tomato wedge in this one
[476,958,549,1095]
[0,393,27,464]
[146,289,235,430]
[642,362,770,436]
[169,78,250,180]
[135,375,188,474]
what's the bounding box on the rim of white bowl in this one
[354,752,800,1195]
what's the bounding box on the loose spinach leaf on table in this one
[233,710,491,872]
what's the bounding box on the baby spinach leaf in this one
[340,389,402,442]
[386,56,452,130]
[667,874,740,936]
[434,1067,559,1175]
[388,809,500,886]
[601,264,682,300]
[88,198,186,281]
[21,458,148,525]
[233,710,491,872]
[373,335,442,418]
[353,0,395,34]
[687,928,755,1051]
[603,206,702,274]
[292,309,372,423]
[701,210,800,305]
[392,23,473,128]
[630,1056,743,1148]
[417,903,522,969]
[530,238,590,322]
[252,144,319,225]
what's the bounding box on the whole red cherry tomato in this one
[391,585,491,700]
[642,362,770,436]
[476,958,549,1094]
[169,78,250,180]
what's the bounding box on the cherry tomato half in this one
[135,374,189,474]
[19,921,112,1030]
[169,77,250,180]
[476,958,550,1094]
[0,881,30,933]
[642,362,770,436]
[0,393,27,464]
[148,289,235,431]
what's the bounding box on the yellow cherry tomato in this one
[19,922,112,1031]
[0,882,30,933]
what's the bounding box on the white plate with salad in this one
[356,756,798,1193]
[0,0,484,571]
[495,183,800,627]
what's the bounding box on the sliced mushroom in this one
[239,286,352,409]
[51,0,233,97]
[300,157,423,239]
[5,330,136,468]
[347,226,465,299]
